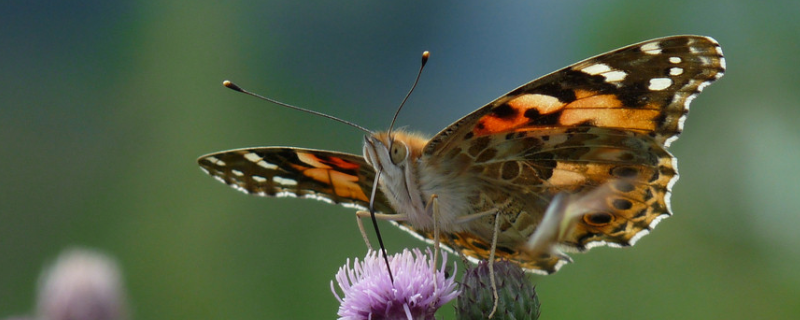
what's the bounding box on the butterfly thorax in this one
[364,131,476,233]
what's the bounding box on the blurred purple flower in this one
[331,248,459,320]
[37,248,128,320]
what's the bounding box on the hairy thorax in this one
[366,130,479,233]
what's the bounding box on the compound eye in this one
[389,140,408,165]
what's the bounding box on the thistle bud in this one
[456,260,540,319]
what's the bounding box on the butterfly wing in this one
[198,147,395,215]
[426,36,724,152]
[421,36,725,273]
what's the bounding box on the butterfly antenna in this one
[387,51,430,134]
[369,169,394,283]
[223,80,373,135]
[366,51,429,284]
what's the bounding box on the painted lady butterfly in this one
[198,35,725,274]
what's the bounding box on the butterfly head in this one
[363,131,427,172]
[362,131,428,205]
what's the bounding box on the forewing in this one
[198,147,394,215]
[426,35,725,153]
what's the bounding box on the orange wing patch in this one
[472,90,662,137]
[473,93,565,136]
[509,94,566,115]
[562,90,660,131]
[294,152,369,202]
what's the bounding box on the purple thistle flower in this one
[11,247,130,320]
[331,248,459,320]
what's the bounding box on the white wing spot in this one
[684,93,698,107]
[244,152,278,170]
[231,184,249,194]
[628,229,651,246]
[664,184,675,213]
[257,161,277,170]
[252,175,267,183]
[273,176,298,186]
[648,78,672,91]
[579,64,627,82]
[649,214,669,229]
[304,193,334,204]
[244,153,261,162]
[231,169,244,176]
[585,240,610,249]
[275,191,298,198]
[669,67,684,76]
[603,70,627,82]
[697,80,712,92]
[669,57,682,64]
[685,78,712,93]
[640,41,662,54]
[580,63,611,75]
[341,202,367,210]
[206,156,226,167]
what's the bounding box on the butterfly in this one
[198,35,725,274]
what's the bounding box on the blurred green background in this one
[3,1,799,319]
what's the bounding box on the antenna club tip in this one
[421,51,430,64]
[223,80,244,92]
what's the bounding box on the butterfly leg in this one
[454,208,499,224]
[449,206,504,316]
[488,211,501,319]
[428,194,441,275]
[355,213,374,251]
[355,211,409,221]
[354,211,410,251]
[421,194,442,293]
